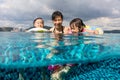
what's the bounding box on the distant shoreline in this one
[0,27,120,33]
[104,30,120,33]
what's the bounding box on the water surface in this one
[0,32,120,68]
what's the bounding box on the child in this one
[26,17,48,32]
[50,11,70,34]
[69,18,104,34]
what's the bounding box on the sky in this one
[0,0,120,30]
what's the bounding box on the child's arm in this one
[64,27,72,34]
[83,28,104,35]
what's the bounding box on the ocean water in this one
[0,32,120,80]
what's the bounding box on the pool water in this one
[0,32,120,79]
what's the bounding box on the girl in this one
[70,18,104,34]
[26,17,48,32]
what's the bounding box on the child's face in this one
[34,19,44,28]
[52,16,63,28]
[70,24,79,33]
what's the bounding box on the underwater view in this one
[0,32,120,80]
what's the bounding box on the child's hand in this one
[64,27,72,34]
[84,28,95,34]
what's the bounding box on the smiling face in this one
[70,23,80,33]
[52,11,63,29]
[34,19,44,28]
[52,16,63,28]
[70,18,85,33]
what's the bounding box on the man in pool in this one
[50,11,70,34]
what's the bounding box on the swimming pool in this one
[0,32,120,79]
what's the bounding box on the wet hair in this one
[52,11,63,20]
[70,18,86,32]
[33,17,44,25]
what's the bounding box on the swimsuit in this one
[53,26,64,33]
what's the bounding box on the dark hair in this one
[33,17,44,25]
[52,11,63,20]
[70,18,86,32]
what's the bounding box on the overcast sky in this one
[0,0,120,30]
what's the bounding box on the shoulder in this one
[64,26,72,34]
[64,26,71,31]
[49,27,55,32]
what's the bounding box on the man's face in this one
[52,16,63,28]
